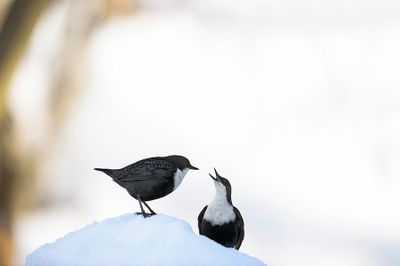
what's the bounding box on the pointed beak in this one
[209,168,221,182]
[209,173,217,181]
[188,165,199,170]
[214,168,222,180]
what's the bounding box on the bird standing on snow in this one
[198,168,244,249]
[95,155,198,217]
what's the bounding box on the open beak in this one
[209,168,221,182]
[209,173,217,181]
[188,165,199,170]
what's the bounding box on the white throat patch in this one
[173,168,189,190]
[203,182,236,226]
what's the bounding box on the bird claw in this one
[135,212,156,218]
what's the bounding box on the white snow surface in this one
[25,214,265,266]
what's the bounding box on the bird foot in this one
[135,212,156,218]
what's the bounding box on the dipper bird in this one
[94,155,198,217]
[198,168,244,249]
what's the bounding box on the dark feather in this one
[111,157,176,183]
[233,207,245,250]
[197,206,208,232]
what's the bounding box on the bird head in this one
[209,168,232,202]
[168,155,199,171]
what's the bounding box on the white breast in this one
[203,183,236,226]
[173,168,188,190]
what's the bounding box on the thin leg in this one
[137,197,146,215]
[143,201,157,215]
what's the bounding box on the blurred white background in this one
[9,0,400,265]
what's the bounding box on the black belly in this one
[120,178,175,201]
[199,220,239,248]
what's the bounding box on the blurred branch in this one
[49,0,135,131]
[0,0,52,265]
[0,113,15,266]
[0,0,134,265]
[0,0,12,28]
[0,0,52,116]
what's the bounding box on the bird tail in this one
[94,168,114,177]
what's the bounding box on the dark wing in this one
[113,157,176,183]
[197,205,208,234]
[233,207,245,250]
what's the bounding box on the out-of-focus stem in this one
[0,1,52,265]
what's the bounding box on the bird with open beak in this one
[198,168,245,249]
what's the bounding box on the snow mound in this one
[26,214,266,266]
